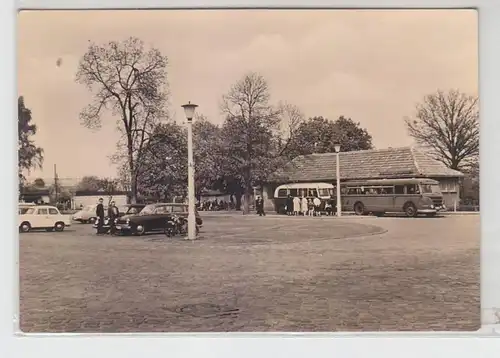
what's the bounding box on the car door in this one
[34,208,50,228]
[48,207,61,225]
[151,206,168,230]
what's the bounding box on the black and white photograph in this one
[17,9,479,333]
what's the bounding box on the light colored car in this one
[19,205,72,232]
[72,204,103,223]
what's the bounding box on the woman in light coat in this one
[301,196,308,216]
[292,196,301,216]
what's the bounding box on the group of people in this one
[95,197,119,234]
[198,199,234,211]
[285,194,337,216]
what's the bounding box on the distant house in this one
[71,190,129,209]
[262,146,464,211]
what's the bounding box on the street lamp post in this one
[334,144,341,217]
[182,101,198,240]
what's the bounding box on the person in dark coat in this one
[286,194,293,216]
[96,198,105,234]
[107,200,119,234]
[255,195,266,216]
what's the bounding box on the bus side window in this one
[395,185,405,194]
[384,187,394,194]
[277,189,287,197]
[405,184,419,194]
[289,189,298,197]
[309,189,318,197]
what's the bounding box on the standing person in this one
[324,195,333,216]
[313,196,321,216]
[256,195,266,216]
[301,196,308,216]
[286,194,293,216]
[307,198,314,216]
[107,201,119,235]
[293,196,300,216]
[95,198,105,234]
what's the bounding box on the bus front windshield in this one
[420,184,441,194]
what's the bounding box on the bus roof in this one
[343,178,439,186]
[275,182,335,190]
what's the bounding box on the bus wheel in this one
[404,202,417,217]
[353,202,365,216]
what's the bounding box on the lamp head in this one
[181,101,198,121]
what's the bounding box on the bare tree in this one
[405,89,479,170]
[221,72,281,214]
[75,37,169,203]
[275,101,305,157]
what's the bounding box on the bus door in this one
[393,184,407,210]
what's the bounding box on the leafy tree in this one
[405,89,479,170]
[136,122,187,201]
[135,116,225,203]
[75,37,169,203]
[33,178,46,188]
[285,116,373,157]
[76,176,103,192]
[220,72,282,214]
[18,96,43,180]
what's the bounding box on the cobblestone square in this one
[19,214,480,332]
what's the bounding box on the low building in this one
[262,146,464,212]
[71,190,129,209]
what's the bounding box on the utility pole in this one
[54,164,59,204]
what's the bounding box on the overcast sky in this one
[18,9,478,182]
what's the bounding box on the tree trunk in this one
[234,194,242,210]
[243,186,251,215]
[127,138,137,204]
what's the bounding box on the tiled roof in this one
[270,146,463,183]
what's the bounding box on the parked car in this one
[93,204,146,232]
[114,203,203,236]
[19,205,72,232]
[72,204,102,223]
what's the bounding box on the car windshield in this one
[117,205,129,213]
[139,204,157,215]
[24,208,36,215]
[420,184,441,194]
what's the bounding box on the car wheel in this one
[89,217,96,224]
[54,222,65,232]
[20,222,31,233]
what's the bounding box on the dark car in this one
[114,203,203,236]
[93,204,146,230]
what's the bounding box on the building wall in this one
[432,177,461,209]
[72,195,128,209]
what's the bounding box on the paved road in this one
[19,215,479,332]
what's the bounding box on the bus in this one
[341,178,445,217]
[273,182,334,214]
